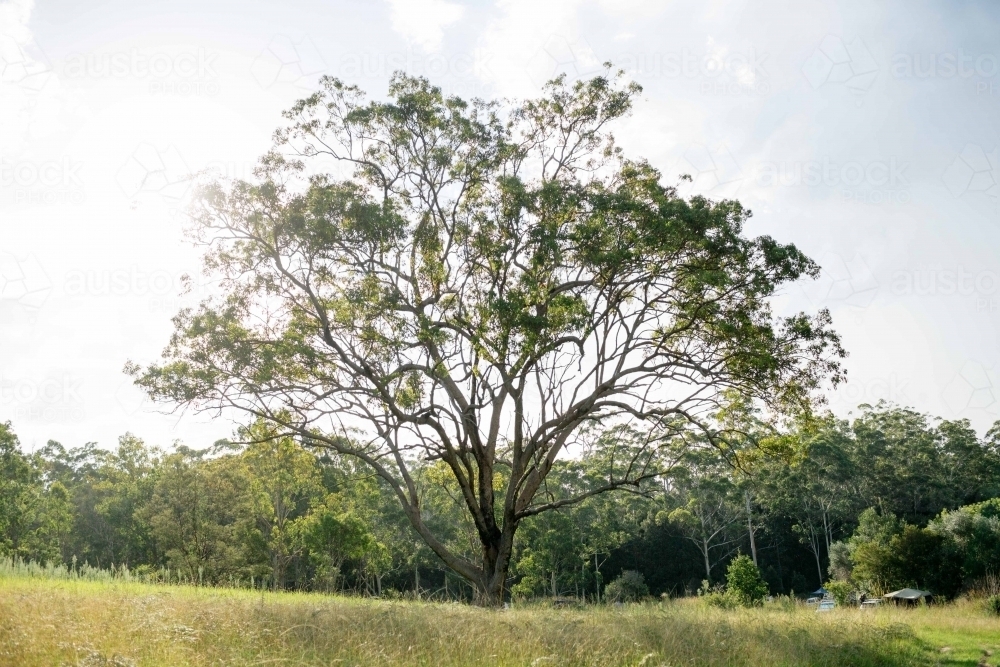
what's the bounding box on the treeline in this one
[2,403,1000,600]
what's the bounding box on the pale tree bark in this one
[745,490,758,567]
[133,72,844,604]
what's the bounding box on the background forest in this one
[4,401,1000,602]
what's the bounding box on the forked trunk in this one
[475,533,511,606]
[477,560,508,606]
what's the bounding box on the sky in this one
[2,0,1000,451]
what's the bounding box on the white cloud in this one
[476,0,592,96]
[384,0,464,52]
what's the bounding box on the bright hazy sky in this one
[2,0,1000,451]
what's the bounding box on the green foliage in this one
[827,541,852,582]
[848,508,902,593]
[840,508,963,598]
[724,555,768,607]
[986,594,1000,616]
[130,69,845,602]
[702,591,736,609]
[824,580,853,606]
[298,493,388,593]
[604,570,648,603]
[661,448,743,584]
[240,421,325,589]
[0,422,72,563]
[511,449,652,601]
[3,399,1000,602]
[929,500,1000,583]
[143,448,251,582]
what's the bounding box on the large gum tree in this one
[131,69,844,604]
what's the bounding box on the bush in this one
[703,591,736,609]
[827,541,853,581]
[847,508,963,598]
[824,580,854,606]
[930,502,1000,583]
[605,570,648,603]
[986,595,1000,616]
[725,555,768,607]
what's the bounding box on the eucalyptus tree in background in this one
[661,450,743,583]
[0,422,71,562]
[757,416,856,587]
[240,423,325,590]
[130,68,844,604]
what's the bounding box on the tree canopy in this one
[129,69,844,602]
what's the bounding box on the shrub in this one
[848,508,964,598]
[824,580,854,606]
[605,570,648,603]
[703,591,736,609]
[930,503,1000,583]
[725,555,768,607]
[827,541,853,581]
[986,595,1000,616]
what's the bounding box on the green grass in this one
[0,575,997,666]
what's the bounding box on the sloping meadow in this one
[5,577,996,666]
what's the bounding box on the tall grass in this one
[2,561,999,666]
[0,557,269,590]
[969,572,1000,598]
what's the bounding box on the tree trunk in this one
[703,537,712,583]
[821,505,831,559]
[745,491,757,566]
[473,529,513,606]
[810,526,823,587]
[775,540,785,593]
[474,567,508,605]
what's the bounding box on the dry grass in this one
[0,575,997,666]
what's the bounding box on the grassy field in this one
[0,576,998,666]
